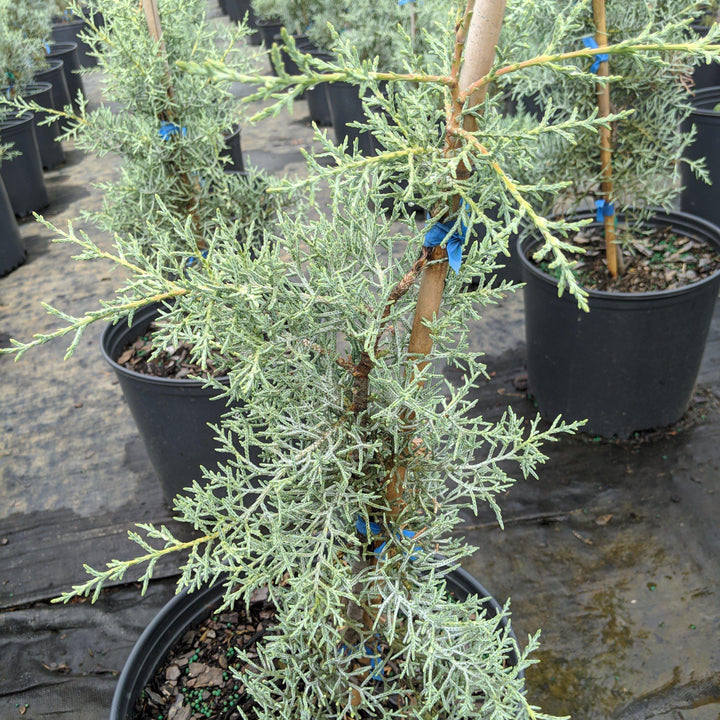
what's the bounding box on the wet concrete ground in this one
[1,4,719,719]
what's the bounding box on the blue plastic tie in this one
[366,644,384,680]
[398,0,416,4]
[159,121,187,141]
[339,638,385,681]
[582,36,609,73]
[355,517,382,537]
[44,41,51,53]
[423,217,467,274]
[355,517,422,561]
[595,199,615,222]
[185,249,209,268]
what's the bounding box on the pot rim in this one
[34,58,64,74]
[0,81,52,98]
[46,40,79,55]
[518,207,720,301]
[100,303,230,389]
[0,112,34,131]
[688,86,720,116]
[222,124,241,139]
[109,568,520,720]
[51,17,86,29]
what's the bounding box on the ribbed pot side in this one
[519,209,720,438]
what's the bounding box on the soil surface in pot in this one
[117,322,227,379]
[132,587,274,720]
[535,225,720,292]
[131,584,511,720]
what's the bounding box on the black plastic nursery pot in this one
[304,48,334,127]
[465,204,523,288]
[51,18,97,67]
[273,33,309,99]
[21,82,65,170]
[690,24,720,90]
[257,17,283,50]
[325,81,378,157]
[519,209,720,439]
[680,87,720,228]
[34,59,73,119]
[100,303,247,503]
[225,0,261,44]
[221,126,244,173]
[109,568,521,720]
[0,113,49,217]
[0,177,26,277]
[46,42,85,114]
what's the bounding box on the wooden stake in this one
[592,0,621,278]
[140,0,164,46]
[139,0,206,249]
[140,0,176,111]
[457,0,506,132]
[388,0,507,512]
[346,5,509,699]
[407,0,506,368]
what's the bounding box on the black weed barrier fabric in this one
[0,579,177,719]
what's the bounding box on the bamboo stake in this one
[347,6,508,705]
[385,0,507,517]
[140,0,175,111]
[408,0,506,376]
[592,0,621,277]
[457,0,505,132]
[140,0,164,48]
[139,0,206,248]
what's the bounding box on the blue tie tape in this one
[159,121,187,140]
[186,249,209,268]
[423,217,467,274]
[595,199,615,222]
[356,517,421,561]
[582,36,609,73]
[340,639,385,680]
[398,0,416,4]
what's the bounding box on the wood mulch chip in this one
[116,322,227,379]
[132,587,275,720]
[130,584,504,719]
[542,226,720,293]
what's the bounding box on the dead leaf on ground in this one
[572,530,594,545]
[595,514,613,526]
[42,662,71,674]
